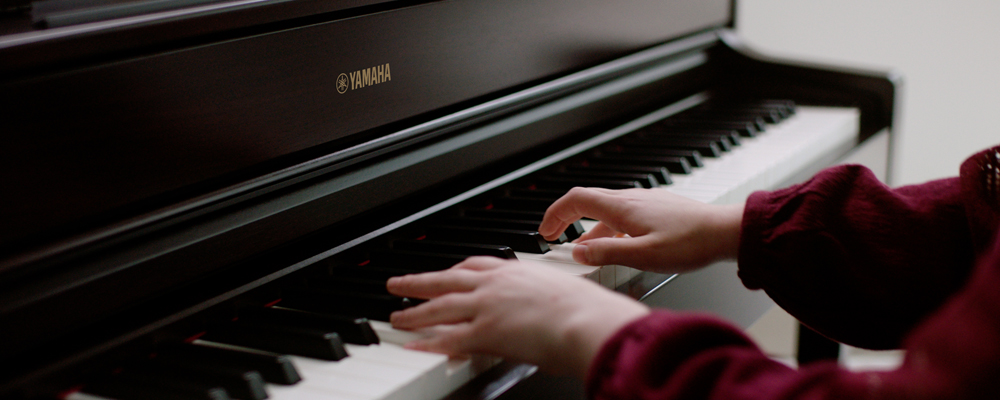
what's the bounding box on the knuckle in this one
[566,186,589,197]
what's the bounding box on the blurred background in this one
[735,1,1000,367]
[736,0,1000,186]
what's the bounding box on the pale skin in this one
[388,187,745,379]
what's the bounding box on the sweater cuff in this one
[585,310,755,399]
[738,189,783,290]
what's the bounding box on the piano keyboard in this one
[65,101,860,400]
[266,321,498,400]
[516,105,860,287]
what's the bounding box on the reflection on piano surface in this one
[0,0,895,399]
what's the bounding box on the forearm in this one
[738,165,973,348]
[587,234,1000,400]
[586,311,859,400]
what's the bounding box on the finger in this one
[572,235,659,267]
[389,292,479,329]
[539,187,634,240]
[452,256,511,271]
[386,269,485,299]
[402,324,478,356]
[574,221,618,242]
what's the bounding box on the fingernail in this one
[403,341,423,351]
[386,276,400,287]
[572,244,589,264]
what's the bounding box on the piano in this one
[0,0,897,398]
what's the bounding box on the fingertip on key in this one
[572,244,589,264]
[537,224,554,239]
[389,310,404,326]
[403,338,428,352]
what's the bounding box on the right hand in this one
[538,187,744,273]
[387,256,650,379]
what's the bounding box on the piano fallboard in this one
[0,0,897,396]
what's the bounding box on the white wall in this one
[736,0,1000,185]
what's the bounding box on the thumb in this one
[572,236,656,267]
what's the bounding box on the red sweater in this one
[587,145,1000,399]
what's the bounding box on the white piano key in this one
[267,383,366,400]
[599,265,616,288]
[614,265,634,287]
[514,243,602,281]
[291,353,426,400]
[366,321,501,399]
[578,219,600,232]
[195,335,448,400]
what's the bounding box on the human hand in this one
[387,256,650,379]
[538,187,744,273]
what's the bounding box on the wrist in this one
[560,297,650,380]
[707,203,744,261]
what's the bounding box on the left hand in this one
[387,256,650,379]
[538,187,744,273]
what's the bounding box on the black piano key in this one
[426,225,550,253]
[459,209,586,240]
[202,321,350,361]
[241,306,380,345]
[545,171,658,188]
[165,343,302,385]
[634,131,736,150]
[441,217,569,243]
[622,148,705,168]
[370,250,468,271]
[461,209,545,219]
[660,120,760,137]
[84,372,232,400]
[532,176,644,190]
[563,220,585,241]
[589,154,692,174]
[567,164,673,185]
[641,128,742,147]
[623,137,725,155]
[330,264,426,281]
[621,140,722,159]
[505,188,568,200]
[738,104,790,119]
[607,145,719,161]
[683,113,768,130]
[143,360,268,400]
[756,99,796,116]
[282,288,415,322]
[490,196,554,212]
[303,275,392,295]
[721,109,782,123]
[392,240,517,259]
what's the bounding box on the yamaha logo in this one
[336,73,349,94]
[337,63,391,94]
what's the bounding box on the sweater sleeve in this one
[587,235,1000,400]
[738,165,974,349]
[586,310,864,400]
